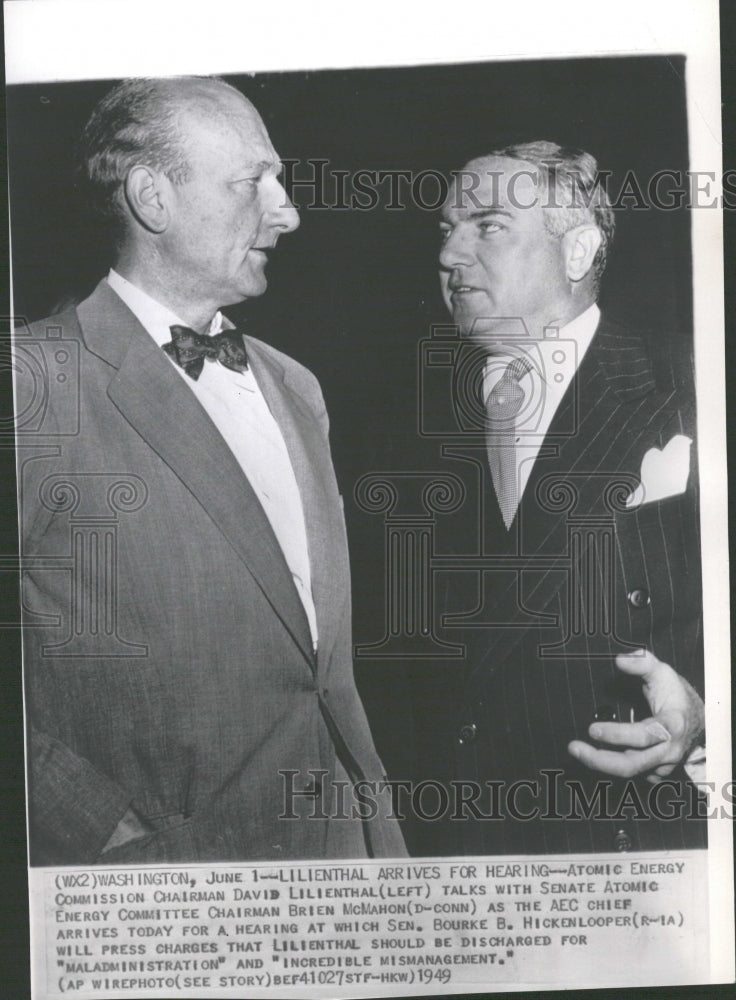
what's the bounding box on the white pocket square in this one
[624,434,692,509]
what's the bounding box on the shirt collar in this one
[106,269,224,347]
[483,301,601,408]
[553,301,600,361]
[487,303,600,377]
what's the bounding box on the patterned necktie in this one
[485,355,533,529]
[163,324,249,380]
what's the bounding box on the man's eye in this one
[479,221,502,234]
[439,227,452,242]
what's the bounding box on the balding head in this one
[79,76,257,240]
[79,75,298,328]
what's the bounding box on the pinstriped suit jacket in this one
[17,280,406,864]
[406,317,705,855]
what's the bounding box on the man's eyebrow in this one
[466,208,513,220]
[237,159,281,177]
[440,207,514,224]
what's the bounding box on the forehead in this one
[442,155,543,221]
[179,90,278,169]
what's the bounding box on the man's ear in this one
[123,165,170,234]
[562,224,602,283]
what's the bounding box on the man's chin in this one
[451,313,502,341]
[238,273,268,300]
[219,279,268,308]
[455,314,531,344]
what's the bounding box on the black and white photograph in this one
[2,0,732,996]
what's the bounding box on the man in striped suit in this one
[414,142,705,854]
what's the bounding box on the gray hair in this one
[489,140,615,286]
[78,76,243,238]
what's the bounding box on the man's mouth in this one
[449,284,485,299]
[250,244,276,262]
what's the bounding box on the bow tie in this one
[163,325,249,380]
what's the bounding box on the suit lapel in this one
[520,320,674,543]
[247,340,347,665]
[77,281,315,667]
[470,319,678,676]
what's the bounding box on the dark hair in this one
[489,140,615,285]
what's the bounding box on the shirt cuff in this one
[683,744,706,789]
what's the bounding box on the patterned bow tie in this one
[163,324,249,380]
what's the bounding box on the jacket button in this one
[627,588,650,609]
[458,723,478,744]
[613,829,632,852]
[304,775,323,797]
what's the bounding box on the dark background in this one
[4,50,727,996]
[5,59,695,744]
[5,52,694,827]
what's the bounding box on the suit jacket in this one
[16,280,406,865]
[398,317,705,856]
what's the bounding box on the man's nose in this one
[269,180,300,233]
[438,226,473,269]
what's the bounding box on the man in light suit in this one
[401,141,705,855]
[16,76,405,864]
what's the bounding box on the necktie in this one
[163,324,249,380]
[485,355,533,529]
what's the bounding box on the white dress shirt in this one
[484,303,600,513]
[107,269,318,647]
